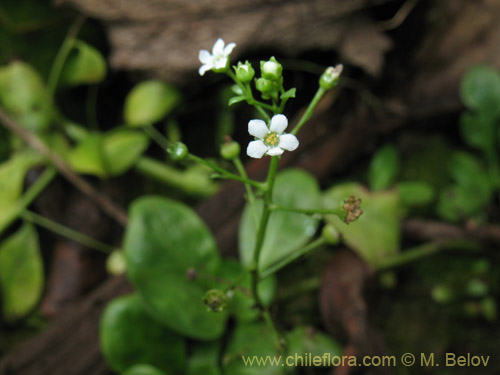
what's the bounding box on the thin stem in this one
[233,156,259,224]
[22,210,115,254]
[269,204,344,218]
[0,167,57,234]
[291,87,326,135]
[187,154,264,190]
[143,125,170,150]
[47,15,86,100]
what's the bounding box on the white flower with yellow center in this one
[246,114,299,158]
[198,38,236,76]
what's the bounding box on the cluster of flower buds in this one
[203,289,228,313]
[343,195,363,224]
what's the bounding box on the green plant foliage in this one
[187,343,221,375]
[100,294,186,374]
[222,322,283,375]
[460,112,497,160]
[61,40,107,85]
[68,133,105,176]
[239,169,321,273]
[323,182,400,267]
[396,181,435,208]
[122,364,166,375]
[216,259,276,322]
[368,144,399,191]
[460,65,500,115]
[0,61,53,132]
[0,223,43,322]
[124,196,227,340]
[124,80,181,127]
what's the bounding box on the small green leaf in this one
[460,112,497,157]
[280,87,296,100]
[239,169,321,273]
[100,294,186,374]
[124,81,181,127]
[396,181,435,207]
[460,65,500,115]
[103,130,149,176]
[61,40,107,85]
[68,133,107,177]
[124,197,227,340]
[0,224,43,322]
[228,96,246,106]
[323,182,400,267]
[123,364,166,375]
[368,144,399,191]
[0,61,53,132]
[286,326,343,366]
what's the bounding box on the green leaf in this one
[280,88,296,100]
[396,181,435,207]
[286,326,343,366]
[460,65,500,115]
[323,182,400,267]
[103,130,149,176]
[124,196,227,340]
[222,322,283,375]
[68,133,107,177]
[368,144,399,191]
[0,61,53,132]
[100,294,186,374]
[228,96,246,106]
[61,40,107,85]
[187,343,221,375]
[216,259,276,322]
[123,364,166,375]
[460,112,497,158]
[239,169,321,273]
[124,81,181,127]
[0,223,43,322]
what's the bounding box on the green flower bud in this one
[319,64,343,90]
[235,61,255,83]
[255,77,273,93]
[260,57,283,81]
[106,250,126,275]
[321,224,340,245]
[167,141,188,160]
[220,140,240,160]
[203,289,227,313]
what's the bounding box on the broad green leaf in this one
[222,322,284,375]
[368,144,399,191]
[61,40,107,85]
[396,181,435,207]
[124,81,181,127]
[124,196,226,340]
[123,364,166,375]
[460,65,500,115]
[228,96,246,106]
[68,133,107,177]
[239,169,321,273]
[0,224,43,322]
[216,259,276,322]
[448,152,492,194]
[187,343,221,375]
[103,130,149,176]
[0,61,53,132]
[286,326,343,367]
[100,294,186,374]
[323,182,400,267]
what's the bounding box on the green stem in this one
[47,15,86,100]
[0,166,57,235]
[291,86,326,135]
[233,157,259,224]
[269,204,344,218]
[187,154,264,190]
[143,125,171,150]
[22,210,115,253]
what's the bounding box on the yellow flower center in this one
[264,132,279,147]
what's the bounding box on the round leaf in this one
[100,294,186,374]
[124,81,181,127]
[61,40,107,85]
[103,130,149,176]
[239,169,321,273]
[368,144,399,191]
[460,65,500,115]
[124,196,227,339]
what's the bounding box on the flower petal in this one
[199,64,212,76]
[212,38,225,56]
[278,133,299,151]
[214,56,228,69]
[267,147,284,156]
[199,50,212,64]
[248,119,269,139]
[269,114,288,134]
[223,42,236,56]
[247,140,268,158]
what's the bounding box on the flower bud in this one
[321,224,340,245]
[203,289,227,312]
[106,250,126,275]
[319,64,343,90]
[255,77,273,93]
[235,61,255,83]
[167,142,188,161]
[260,57,283,81]
[220,140,240,160]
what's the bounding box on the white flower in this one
[198,38,236,76]
[246,114,299,158]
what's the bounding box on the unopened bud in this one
[220,139,240,160]
[203,289,227,313]
[235,61,255,83]
[167,142,188,161]
[319,64,343,90]
[260,57,283,81]
[321,224,340,245]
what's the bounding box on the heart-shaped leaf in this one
[124,196,227,339]
[100,294,186,374]
[239,169,321,274]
